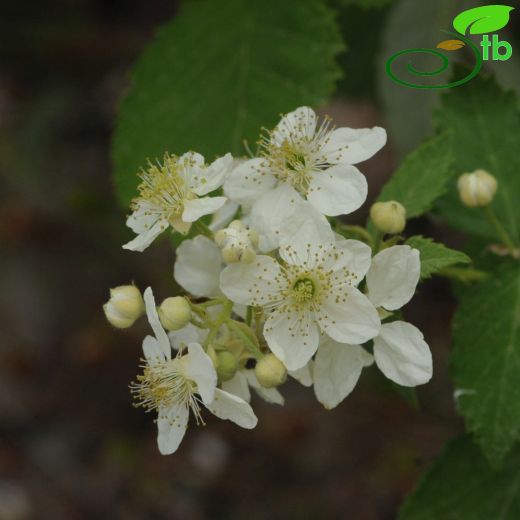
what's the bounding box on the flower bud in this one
[370,201,406,234]
[103,285,144,329]
[214,220,257,264]
[457,169,498,207]
[255,354,287,388]
[216,351,238,382]
[158,296,192,331]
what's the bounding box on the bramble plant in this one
[105,0,520,516]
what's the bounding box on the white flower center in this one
[292,277,316,303]
[130,354,204,424]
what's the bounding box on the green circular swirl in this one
[385,32,483,89]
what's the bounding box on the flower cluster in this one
[105,106,432,454]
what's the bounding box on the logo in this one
[386,5,514,89]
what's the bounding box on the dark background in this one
[0,1,481,518]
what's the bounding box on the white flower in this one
[366,246,432,386]
[131,288,257,455]
[123,152,232,252]
[220,216,380,370]
[224,106,386,216]
[313,336,373,409]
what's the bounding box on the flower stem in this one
[193,220,214,239]
[483,206,516,255]
[203,299,233,348]
[226,320,263,360]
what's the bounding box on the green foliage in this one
[450,264,520,465]
[375,132,454,219]
[406,236,470,279]
[334,3,390,99]
[399,435,520,520]
[453,5,515,36]
[435,72,520,245]
[334,0,396,10]
[112,0,343,207]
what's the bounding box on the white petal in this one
[183,343,217,405]
[374,321,432,386]
[307,164,367,216]
[169,323,208,350]
[313,338,370,409]
[289,364,313,387]
[222,371,251,402]
[125,201,161,233]
[321,126,387,165]
[182,196,227,222]
[122,219,167,252]
[327,237,372,285]
[209,200,239,231]
[366,246,420,311]
[143,287,171,358]
[318,286,380,345]
[223,158,277,208]
[179,151,205,168]
[272,106,317,145]
[142,335,166,365]
[244,370,284,405]
[220,255,283,306]
[191,153,233,196]
[250,183,306,252]
[174,236,222,297]
[263,308,320,371]
[205,388,258,429]
[277,201,335,268]
[157,404,189,455]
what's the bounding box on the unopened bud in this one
[215,220,257,264]
[158,296,192,331]
[255,354,287,388]
[103,285,144,329]
[216,351,238,382]
[370,201,406,234]
[221,245,256,264]
[457,169,497,207]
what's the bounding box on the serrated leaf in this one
[112,0,343,207]
[399,435,520,520]
[406,236,470,279]
[374,132,454,219]
[436,39,465,51]
[453,5,514,36]
[435,71,520,244]
[450,265,520,465]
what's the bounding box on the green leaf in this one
[435,72,520,244]
[112,0,343,207]
[453,5,514,36]
[406,236,470,279]
[450,264,520,465]
[399,435,520,520]
[375,132,454,219]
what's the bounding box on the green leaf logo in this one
[453,5,514,35]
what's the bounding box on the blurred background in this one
[2,0,518,518]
